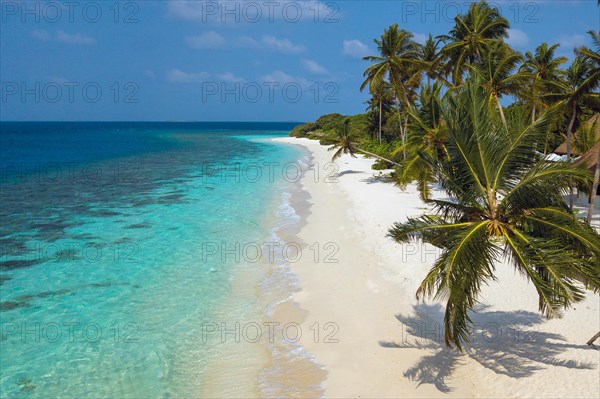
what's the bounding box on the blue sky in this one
[1,0,598,121]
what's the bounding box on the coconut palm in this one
[389,81,600,350]
[438,0,509,85]
[587,146,600,225]
[550,59,595,160]
[395,82,449,201]
[326,118,402,167]
[519,42,568,122]
[575,30,600,95]
[361,24,422,157]
[545,58,595,209]
[472,41,526,127]
[573,117,600,155]
[420,34,445,86]
[364,80,394,144]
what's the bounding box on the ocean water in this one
[0,122,316,397]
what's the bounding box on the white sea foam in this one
[258,166,326,398]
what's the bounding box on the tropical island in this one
[275,1,600,396]
[1,1,599,397]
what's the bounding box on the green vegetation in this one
[292,0,600,349]
[290,113,369,138]
[389,81,599,350]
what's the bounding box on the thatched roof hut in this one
[554,113,600,155]
[574,139,600,174]
[575,140,600,195]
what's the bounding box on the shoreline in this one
[199,141,327,398]
[273,136,600,398]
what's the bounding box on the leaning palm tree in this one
[389,81,600,350]
[326,118,402,167]
[438,0,509,85]
[472,41,526,128]
[361,24,422,157]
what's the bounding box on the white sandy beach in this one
[272,136,600,398]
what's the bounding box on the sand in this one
[271,136,600,398]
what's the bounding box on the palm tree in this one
[389,81,600,350]
[587,147,600,225]
[574,116,600,225]
[420,34,444,86]
[472,41,526,127]
[519,42,568,122]
[545,58,594,209]
[395,82,449,201]
[438,0,509,85]
[326,118,402,167]
[361,24,422,157]
[364,80,394,144]
[573,117,599,155]
[575,30,600,96]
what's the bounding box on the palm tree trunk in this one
[566,104,577,210]
[395,100,406,159]
[378,101,382,145]
[530,82,537,123]
[403,113,409,155]
[496,95,507,129]
[587,331,600,347]
[587,151,600,224]
[357,147,402,167]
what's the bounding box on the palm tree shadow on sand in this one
[379,303,596,393]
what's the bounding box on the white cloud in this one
[260,70,310,88]
[413,33,428,44]
[31,30,52,41]
[186,31,226,50]
[260,35,306,54]
[238,35,306,54]
[166,69,210,83]
[56,30,95,45]
[237,36,259,48]
[301,59,328,75]
[168,0,205,21]
[31,30,95,45]
[506,29,529,47]
[218,72,245,82]
[183,32,305,54]
[342,39,369,58]
[144,70,156,78]
[558,34,586,50]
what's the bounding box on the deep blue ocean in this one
[0,122,309,397]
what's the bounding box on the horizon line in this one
[0,120,306,123]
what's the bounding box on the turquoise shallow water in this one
[0,122,305,397]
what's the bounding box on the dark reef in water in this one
[0,259,42,271]
[0,281,135,312]
[126,222,153,229]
